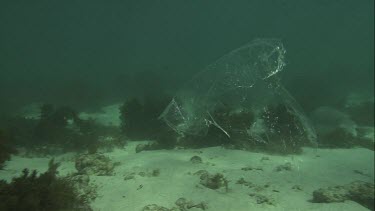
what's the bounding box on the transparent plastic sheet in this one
[159,39,317,149]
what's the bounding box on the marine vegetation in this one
[0,129,17,169]
[31,104,116,153]
[33,104,80,145]
[119,98,144,139]
[120,96,174,143]
[0,115,37,148]
[0,159,91,211]
[0,103,125,156]
[170,103,311,154]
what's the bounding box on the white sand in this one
[1,143,373,211]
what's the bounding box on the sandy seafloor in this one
[1,104,374,211]
[1,144,373,211]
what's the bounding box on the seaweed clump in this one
[0,159,91,211]
[178,103,310,154]
[0,115,37,148]
[32,104,105,153]
[1,103,124,156]
[0,129,17,169]
[175,107,254,149]
[120,96,177,149]
[120,97,170,139]
[33,104,81,146]
[120,98,144,139]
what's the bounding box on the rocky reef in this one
[312,181,374,210]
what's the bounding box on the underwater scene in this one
[0,1,374,211]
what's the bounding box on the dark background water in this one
[0,0,373,113]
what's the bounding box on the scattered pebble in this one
[194,170,209,176]
[142,204,169,211]
[241,166,263,171]
[292,185,303,191]
[152,169,160,177]
[261,157,270,161]
[124,173,135,180]
[135,144,147,153]
[249,193,275,205]
[190,155,203,164]
[75,153,115,176]
[236,178,254,188]
[199,172,228,191]
[142,198,208,211]
[124,169,161,180]
[175,197,207,210]
[275,162,292,172]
